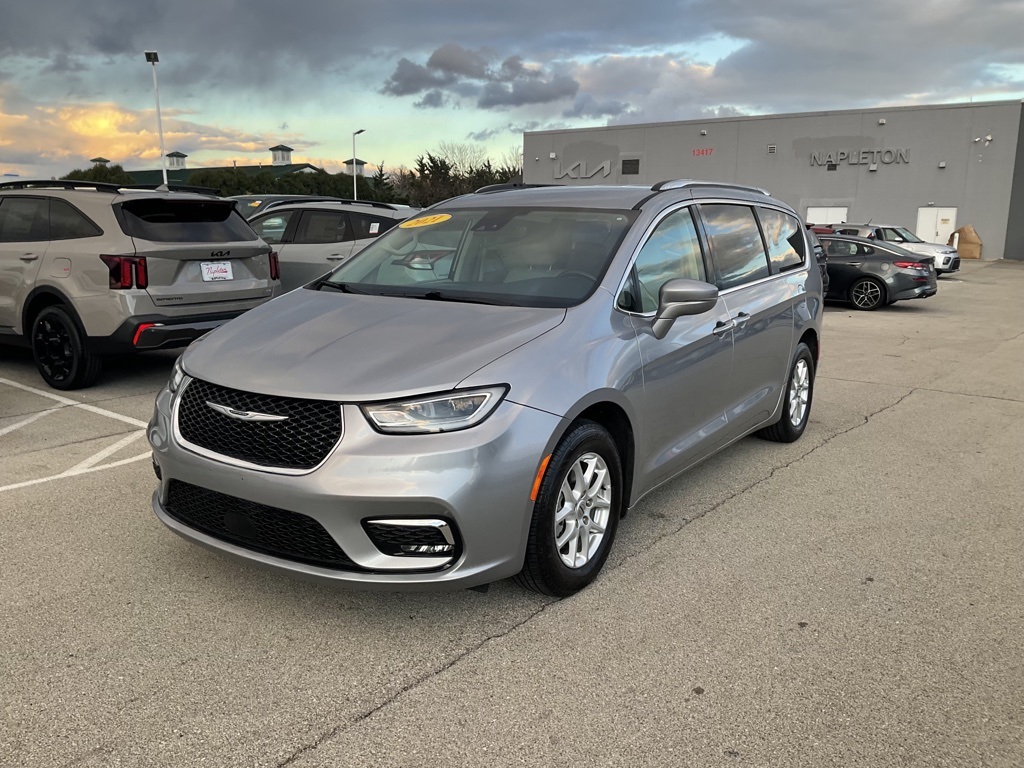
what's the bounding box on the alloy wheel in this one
[789,358,811,428]
[33,315,74,383]
[553,452,612,569]
[851,280,882,309]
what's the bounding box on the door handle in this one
[733,312,750,328]
[713,319,736,337]
[19,253,39,262]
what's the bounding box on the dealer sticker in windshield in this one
[399,213,452,229]
[201,261,234,281]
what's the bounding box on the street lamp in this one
[144,51,168,186]
[352,128,365,200]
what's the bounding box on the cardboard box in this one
[949,225,982,259]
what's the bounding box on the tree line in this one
[61,143,523,208]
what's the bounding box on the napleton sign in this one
[811,148,910,166]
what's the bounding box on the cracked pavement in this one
[2,261,1022,767]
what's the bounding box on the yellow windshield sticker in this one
[399,213,452,229]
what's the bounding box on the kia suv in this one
[149,180,823,596]
[0,180,281,389]
[247,200,415,290]
[831,224,960,275]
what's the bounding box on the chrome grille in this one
[177,378,342,470]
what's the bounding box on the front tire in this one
[31,306,102,390]
[514,420,623,597]
[758,342,815,443]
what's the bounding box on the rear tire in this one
[31,306,102,390]
[849,277,885,310]
[758,342,814,443]
[513,420,622,597]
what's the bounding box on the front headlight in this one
[167,358,187,394]
[361,386,507,434]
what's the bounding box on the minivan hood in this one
[181,288,566,401]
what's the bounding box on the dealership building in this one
[523,99,1024,261]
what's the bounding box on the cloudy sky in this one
[2,0,1023,179]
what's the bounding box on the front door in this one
[624,205,736,487]
[916,207,957,245]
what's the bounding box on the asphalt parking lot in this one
[2,260,1023,767]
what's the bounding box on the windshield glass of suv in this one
[892,226,924,243]
[320,207,637,308]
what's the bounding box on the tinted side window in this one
[757,207,805,274]
[250,210,295,244]
[624,207,706,313]
[351,213,398,239]
[49,199,102,240]
[0,197,50,242]
[119,200,258,242]
[296,211,352,244]
[700,204,770,290]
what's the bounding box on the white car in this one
[248,201,416,290]
[831,224,960,275]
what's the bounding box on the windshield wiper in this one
[314,280,366,294]
[375,289,518,306]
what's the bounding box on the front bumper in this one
[934,254,961,274]
[148,384,565,590]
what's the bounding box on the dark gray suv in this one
[149,180,823,596]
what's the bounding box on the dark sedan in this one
[819,234,937,310]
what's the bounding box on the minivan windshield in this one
[319,207,636,308]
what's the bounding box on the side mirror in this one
[893,237,904,243]
[651,278,719,339]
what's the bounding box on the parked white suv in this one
[0,180,281,389]
[831,224,960,275]
[247,200,416,290]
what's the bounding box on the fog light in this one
[400,543,454,554]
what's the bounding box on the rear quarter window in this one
[699,204,770,290]
[757,207,805,273]
[118,199,258,242]
[49,199,103,239]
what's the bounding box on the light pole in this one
[144,51,168,186]
[352,128,365,200]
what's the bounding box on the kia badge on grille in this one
[205,401,289,422]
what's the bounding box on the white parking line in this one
[67,431,145,472]
[0,378,148,429]
[0,450,152,494]
[0,408,60,437]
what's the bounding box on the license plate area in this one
[201,261,234,282]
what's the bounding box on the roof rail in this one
[121,183,221,196]
[651,179,770,195]
[0,179,125,193]
[261,197,403,212]
[473,183,563,194]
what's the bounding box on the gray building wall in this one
[524,101,1024,261]
[1006,104,1024,260]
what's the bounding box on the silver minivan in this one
[149,181,823,596]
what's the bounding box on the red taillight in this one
[100,255,148,289]
[268,251,280,281]
[134,256,148,289]
[893,260,926,270]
